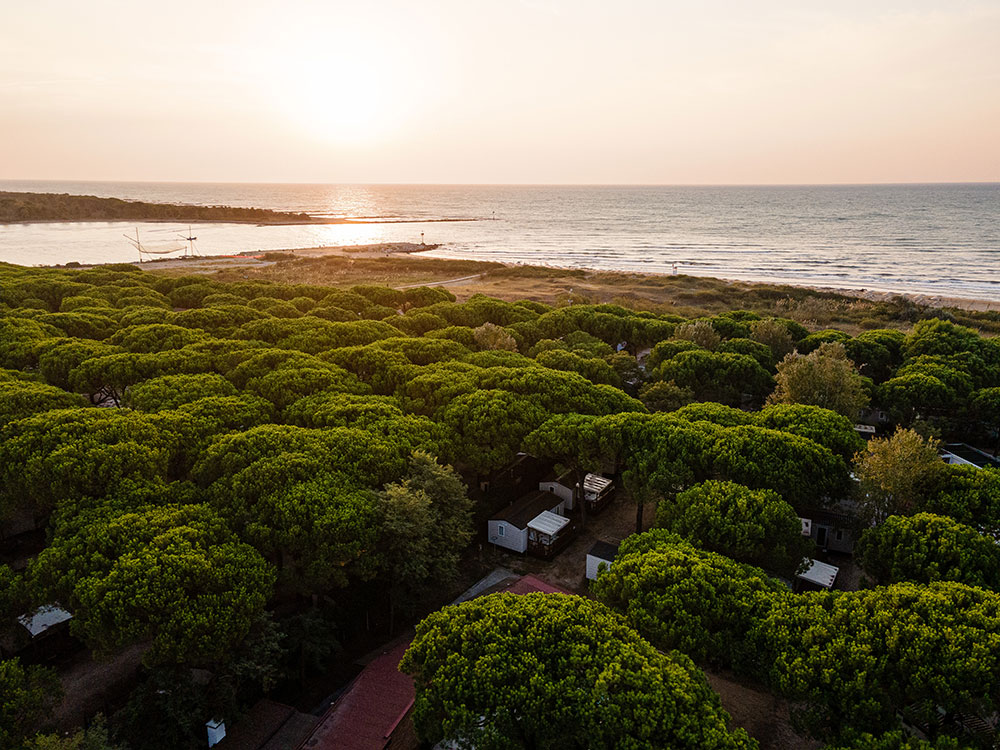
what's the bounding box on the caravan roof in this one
[18,605,72,637]
[491,491,564,529]
[527,510,569,536]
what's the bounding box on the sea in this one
[1,181,998,301]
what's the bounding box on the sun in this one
[297,66,391,144]
[274,48,411,146]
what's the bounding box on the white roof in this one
[584,474,612,494]
[796,559,839,589]
[18,605,72,637]
[527,510,570,536]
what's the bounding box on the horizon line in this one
[1,178,998,189]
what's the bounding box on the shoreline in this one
[0,217,481,227]
[416,249,1000,314]
[74,241,999,316]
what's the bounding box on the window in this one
[835,530,843,541]
[497,524,505,537]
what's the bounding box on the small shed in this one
[488,491,568,555]
[586,541,620,581]
[582,473,615,514]
[795,559,839,592]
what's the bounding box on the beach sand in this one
[100,242,1000,325]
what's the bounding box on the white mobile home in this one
[488,491,569,555]
[539,471,576,509]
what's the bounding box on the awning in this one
[796,559,838,589]
[528,510,570,536]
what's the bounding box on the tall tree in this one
[853,427,942,526]
[709,425,851,506]
[440,389,548,475]
[29,504,276,665]
[856,513,1000,588]
[400,593,756,750]
[768,342,869,419]
[376,452,473,632]
[592,532,785,667]
[656,480,812,575]
[755,403,865,462]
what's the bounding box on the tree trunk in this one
[635,498,644,534]
[575,467,587,530]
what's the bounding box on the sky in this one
[1,0,998,184]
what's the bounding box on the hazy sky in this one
[2,1,998,184]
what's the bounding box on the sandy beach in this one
[108,241,1000,322]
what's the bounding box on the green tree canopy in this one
[657,350,773,406]
[902,318,983,360]
[0,380,87,428]
[0,659,62,750]
[749,582,1000,738]
[107,323,210,353]
[29,504,275,665]
[400,592,756,750]
[440,389,548,474]
[674,320,722,350]
[592,531,785,667]
[638,379,694,412]
[755,403,865,462]
[233,472,380,593]
[36,339,123,390]
[856,513,1000,588]
[710,425,850,506]
[0,408,181,521]
[920,464,1000,534]
[673,401,756,427]
[656,480,812,574]
[125,373,238,412]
